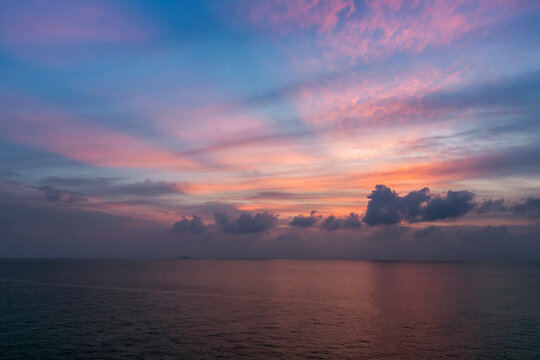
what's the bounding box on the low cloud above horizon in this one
[0,0,539,258]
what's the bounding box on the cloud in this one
[239,0,537,66]
[243,0,355,35]
[41,176,116,188]
[0,0,149,46]
[321,213,362,231]
[0,200,173,258]
[363,185,475,226]
[363,185,408,226]
[514,198,540,217]
[421,191,476,221]
[214,212,277,234]
[173,215,207,234]
[114,179,181,196]
[0,98,196,170]
[251,191,297,199]
[3,192,540,259]
[476,198,507,214]
[290,211,320,227]
[39,177,183,198]
[39,185,87,203]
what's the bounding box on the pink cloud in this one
[154,105,271,143]
[0,97,195,170]
[292,63,465,130]
[0,0,149,45]
[240,0,537,63]
[322,0,483,62]
[149,105,320,171]
[244,0,355,34]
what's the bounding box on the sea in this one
[1,259,539,359]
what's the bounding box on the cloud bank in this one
[214,212,277,234]
[321,213,362,231]
[173,215,207,234]
[364,185,475,226]
[290,211,320,227]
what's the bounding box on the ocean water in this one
[1,260,539,359]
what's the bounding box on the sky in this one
[1,0,540,259]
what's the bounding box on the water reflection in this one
[1,260,539,359]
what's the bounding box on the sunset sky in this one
[1,0,539,258]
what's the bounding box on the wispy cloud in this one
[0,0,150,46]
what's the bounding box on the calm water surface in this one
[1,259,539,359]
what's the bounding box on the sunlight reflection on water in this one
[1,259,539,359]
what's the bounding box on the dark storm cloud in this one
[476,198,507,213]
[363,185,475,226]
[513,198,540,217]
[39,185,87,203]
[290,211,320,227]
[321,213,362,231]
[173,215,207,234]
[214,212,277,234]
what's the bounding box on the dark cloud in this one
[0,201,172,258]
[2,194,540,259]
[363,185,405,226]
[214,212,277,234]
[40,177,182,198]
[39,185,87,203]
[290,211,320,227]
[513,198,540,217]
[41,176,116,188]
[363,185,475,226]
[173,215,207,234]
[321,213,362,231]
[416,70,540,114]
[401,188,432,221]
[421,191,475,221]
[251,191,297,199]
[476,198,507,213]
[114,179,181,196]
